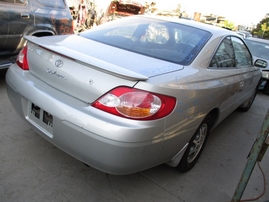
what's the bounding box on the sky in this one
[154,0,269,25]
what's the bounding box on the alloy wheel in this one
[187,123,208,163]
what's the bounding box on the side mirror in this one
[254,59,268,68]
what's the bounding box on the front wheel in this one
[177,115,212,172]
[262,80,269,95]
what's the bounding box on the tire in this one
[177,115,212,172]
[262,80,269,95]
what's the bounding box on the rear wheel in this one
[177,115,212,172]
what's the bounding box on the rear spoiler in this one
[24,36,148,81]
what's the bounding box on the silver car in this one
[6,15,262,175]
[244,37,269,94]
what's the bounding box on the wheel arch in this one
[206,108,219,130]
[175,107,219,172]
[166,107,219,168]
[30,30,55,37]
[10,28,56,56]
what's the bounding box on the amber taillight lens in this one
[92,87,176,120]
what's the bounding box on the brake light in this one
[92,87,176,120]
[16,46,29,70]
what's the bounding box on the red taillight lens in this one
[16,46,29,70]
[92,87,176,120]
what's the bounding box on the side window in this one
[209,37,236,68]
[37,0,65,8]
[0,0,26,4]
[231,37,252,67]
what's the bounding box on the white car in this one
[245,37,269,94]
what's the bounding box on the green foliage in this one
[252,17,269,39]
[222,20,236,31]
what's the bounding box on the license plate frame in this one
[28,102,54,138]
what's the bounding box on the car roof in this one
[244,37,269,44]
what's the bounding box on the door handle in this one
[21,13,30,19]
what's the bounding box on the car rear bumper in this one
[5,64,179,175]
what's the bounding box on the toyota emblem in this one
[55,59,63,68]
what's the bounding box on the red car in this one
[98,0,145,25]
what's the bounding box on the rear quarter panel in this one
[134,64,260,160]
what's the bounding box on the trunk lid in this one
[25,35,183,103]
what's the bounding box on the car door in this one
[3,0,34,55]
[208,36,239,122]
[231,36,260,110]
[0,2,9,55]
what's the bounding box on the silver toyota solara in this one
[6,15,263,175]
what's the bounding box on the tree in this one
[222,20,236,31]
[252,17,269,39]
[261,22,269,37]
[175,3,181,13]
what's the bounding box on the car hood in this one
[24,35,183,103]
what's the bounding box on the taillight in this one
[92,87,176,120]
[16,46,29,70]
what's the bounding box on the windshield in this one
[245,39,269,60]
[80,16,212,65]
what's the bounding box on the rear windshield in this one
[80,16,212,65]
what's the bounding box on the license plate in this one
[31,103,53,127]
[28,102,53,138]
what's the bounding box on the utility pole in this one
[231,110,269,202]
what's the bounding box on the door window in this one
[231,37,252,67]
[209,36,252,68]
[209,37,236,68]
[0,0,26,4]
[37,0,66,8]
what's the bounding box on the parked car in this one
[98,0,144,25]
[66,0,97,32]
[244,37,269,94]
[6,15,263,175]
[0,0,74,69]
[236,30,252,38]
